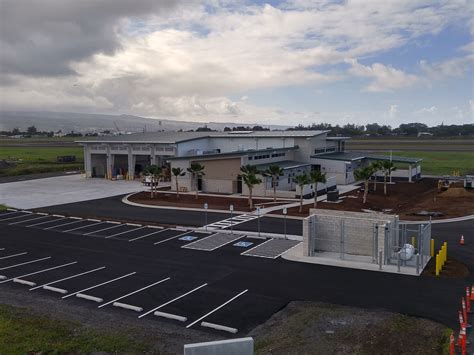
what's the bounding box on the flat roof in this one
[253,160,312,171]
[168,146,298,161]
[325,136,351,140]
[76,130,328,144]
[312,151,422,164]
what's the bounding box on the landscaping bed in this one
[272,178,474,220]
[251,301,451,355]
[128,191,294,212]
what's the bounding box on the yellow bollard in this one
[430,239,434,257]
[444,242,447,263]
[436,254,440,276]
[441,246,445,267]
[411,236,416,248]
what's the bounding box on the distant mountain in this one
[0,111,289,133]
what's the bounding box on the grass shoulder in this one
[0,304,154,354]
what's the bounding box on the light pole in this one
[230,204,234,235]
[257,206,261,238]
[283,207,287,239]
[204,203,208,231]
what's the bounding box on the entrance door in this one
[197,177,203,191]
[237,175,243,193]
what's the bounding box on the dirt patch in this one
[272,178,474,220]
[251,301,451,355]
[422,257,470,278]
[129,191,293,212]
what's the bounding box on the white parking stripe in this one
[0,252,28,260]
[44,219,84,230]
[82,224,122,236]
[98,277,171,308]
[0,211,23,218]
[9,215,50,225]
[0,261,77,284]
[29,266,106,291]
[52,214,65,217]
[0,256,51,271]
[138,283,208,319]
[62,221,103,233]
[153,231,191,245]
[62,272,136,299]
[105,226,146,239]
[26,217,67,227]
[0,213,34,222]
[186,289,248,328]
[128,229,168,242]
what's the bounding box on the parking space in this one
[6,213,51,226]
[26,216,77,229]
[241,238,301,259]
[69,221,117,235]
[158,285,248,329]
[0,211,36,223]
[37,267,135,300]
[47,219,102,232]
[201,292,287,334]
[113,226,164,241]
[181,232,245,251]
[93,224,145,238]
[114,276,209,315]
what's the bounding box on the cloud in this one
[414,106,438,115]
[389,105,398,118]
[420,54,474,81]
[347,59,422,92]
[0,0,183,76]
[1,0,473,124]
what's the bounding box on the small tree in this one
[241,165,262,209]
[309,170,326,208]
[171,167,185,198]
[294,173,309,213]
[263,165,284,202]
[380,160,397,195]
[187,163,205,199]
[354,166,375,204]
[370,161,383,192]
[144,165,162,198]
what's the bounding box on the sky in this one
[0,0,473,127]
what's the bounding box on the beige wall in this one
[200,157,241,194]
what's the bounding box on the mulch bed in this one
[271,178,474,220]
[422,258,470,278]
[128,191,293,212]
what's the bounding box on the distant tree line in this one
[0,126,95,137]
[287,122,474,137]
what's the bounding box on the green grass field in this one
[0,304,152,354]
[383,151,473,176]
[0,146,84,176]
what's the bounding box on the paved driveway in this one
[0,175,144,209]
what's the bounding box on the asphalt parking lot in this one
[1,208,472,335]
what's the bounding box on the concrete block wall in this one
[303,209,396,258]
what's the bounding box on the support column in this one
[83,144,92,177]
[150,145,156,166]
[408,164,412,182]
[106,145,113,180]
[127,146,135,180]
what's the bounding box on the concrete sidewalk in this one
[0,175,144,209]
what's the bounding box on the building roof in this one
[76,130,328,144]
[312,151,422,164]
[253,160,312,171]
[168,146,298,161]
[325,136,351,140]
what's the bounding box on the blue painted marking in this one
[234,241,253,248]
[180,235,198,241]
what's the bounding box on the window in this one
[254,154,270,160]
[314,148,325,154]
[271,152,285,158]
[248,156,253,160]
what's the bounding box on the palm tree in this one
[294,173,309,213]
[370,161,383,192]
[354,166,375,204]
[309,170,326,208]
[263,165,284,201]
[380,160,397,195]
[171,167,185,198]
[187,163,205,199]
[144,165,162,198]
[241,165,262,209]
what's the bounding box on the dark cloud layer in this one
[0,0,178,76]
